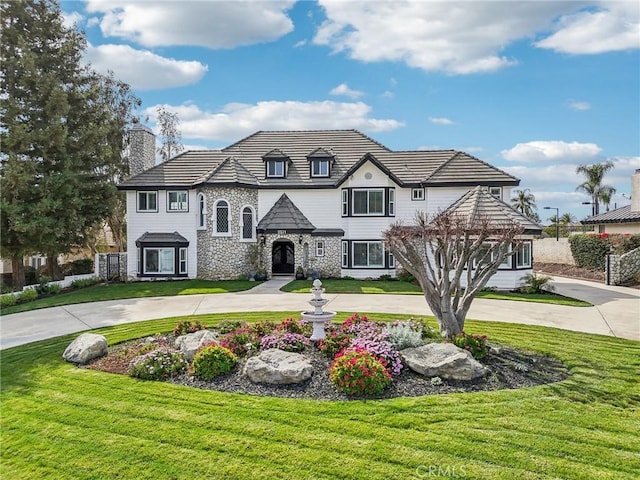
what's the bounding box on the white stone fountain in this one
[301,279,336,341]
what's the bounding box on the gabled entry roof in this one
[135,232,189,246]
[257,194,316,233]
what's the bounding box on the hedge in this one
[569,233,640,270]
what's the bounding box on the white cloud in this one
[294,39,307,48]
[501,141,602,163]
[62,11,83,29]
[535,2,640,54]
[85,1,295,48]
[313,1,579,74]
[143,101,404,142]
[329,83,364,99]
[429,117,455,125]
[568,100,591,111]
[84,44,208,90]
[382,90,394,99]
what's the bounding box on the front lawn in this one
[0,280,260,315]
[2,312,638,479]
[281,279,591,306]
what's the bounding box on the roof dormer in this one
[262,149,291,178]
[307,147,335,178]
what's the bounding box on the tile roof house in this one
[119,128,541,288]
[581,170,640,234]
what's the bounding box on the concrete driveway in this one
[1,275,638,350]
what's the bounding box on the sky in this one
[60,0,640,223]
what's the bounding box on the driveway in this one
[1,275,638,350]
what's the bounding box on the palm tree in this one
[511,189,538,221]
[559,212,576,225]
[575,161,617,215]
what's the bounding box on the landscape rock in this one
[243,349,313,385]
[175,330,217,361]
[63,333,108,365]
[400,343,487,381]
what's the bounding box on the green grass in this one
[281,279,591,306]
[0,280,259,315]
[2,311,638,479]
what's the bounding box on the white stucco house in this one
[119,127,541,289]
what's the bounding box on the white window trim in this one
[489,187,502,199]
[389,252,395,269]
[143,248,175,275]
[411,188,425,201]
[179,247,188,274]
[213,198,232,237]
[341,241,348,268]
[239,205,256,242]
[341,190,348,216]
[315,240,325,257]
[352,189,385,216]
[516,242,532,268]
[197,193,206,230]
[311,159,330,178]
[137,191,158,212]
[266,160,285,178]
[167,190,188,212]
[352,241,384,268]
[474,242,512,269]
[388,188,395,216]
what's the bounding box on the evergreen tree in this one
[0,0,140,286]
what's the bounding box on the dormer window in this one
[263,149,290,179]
[311,159,330,177]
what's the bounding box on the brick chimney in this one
[632,169,640,213]
[128,123,156,178]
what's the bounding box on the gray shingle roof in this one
[197,157,259,187]
[119,130,519,189]
[443,186,542,234]
[581,205,640,224]
[257,193,316,232]
[135,231,189,246]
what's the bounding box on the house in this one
[581,169,640,234]
[118,127,541,289]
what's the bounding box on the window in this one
[316,240,325,257]
[352,241,384,268]
[474,242,511,269]
[197,194,206,229]
[144,248,174,274]
[214,199,230,235]
[388,189,395,216]
[241,206,255,241]
[353,189,384,215]
[389,252,395,268]
[516,242,532,268]
[411,188,425,201]
[342,190,348,216]
[341,241,348,268]
[489,187,502,199]
[137,191,157,212]
[266,160,285,178]
[167,191,188,211]
[311,159,330,177]
[179,248,187,274]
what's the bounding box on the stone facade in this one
[95,252,128,281]
[197,187,259,280]
[606,246,640,286]
[128,124,155,177]
[305,236,341,278]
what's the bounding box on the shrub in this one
[16,289,38,304]
[24,266,37,286]
[62,258,94,276]
[249,320,277,337]
[569,234,610,270]
[616,234,640,254]
[329,347,392,396]
[452,332,489,359]
[173,319,206,336]
[396,268,416,284]
[260,332,311,352]
[216,319,245,334]
[70,276,102,289]
[0,294,17,308]
[276,317,309,335]
[128,349,187,380]
[317,330,352,358]
[218,326,259,356]
[191,345,237,380]
[341,315,388,341]
[350,338,403,376]
[378,274,394,281]
[519,272,555,294]
[383,322,424,350]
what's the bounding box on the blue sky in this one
[61,1,639,222]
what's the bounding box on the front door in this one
[272,240,294,274]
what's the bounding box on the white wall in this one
[126,190,198,278]
[425,187,471,215]
[533,238,575,265]
[258,189,340,229]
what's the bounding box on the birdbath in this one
[301,279,336,341]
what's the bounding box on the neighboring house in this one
[581,169,640,234]
[119,127,541,288]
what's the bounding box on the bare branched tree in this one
[156,106,184,162]
[385,211,525,338]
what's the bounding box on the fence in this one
[95,252,128,281]
[606,246,640,286]
[532,238,575,265]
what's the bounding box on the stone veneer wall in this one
[197,187,259,280]
[128,125,156,177]
[95,253,128,281]
[306,236,341,278]
[606,246,640,285]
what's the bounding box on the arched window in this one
[240,206,255,241]
[214,199,230,236]
[197,193,206,229]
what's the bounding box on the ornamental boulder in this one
[400,343,487,381]
[63,333,108,365]
[175,330,217,361]
[243,349,313,385]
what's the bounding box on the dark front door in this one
[272,241,294,274]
